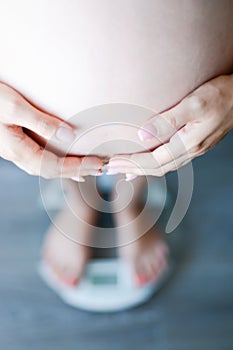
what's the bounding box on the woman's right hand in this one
[0,82,103,180]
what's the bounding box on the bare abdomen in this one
[0,0,233,157]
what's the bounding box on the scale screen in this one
[91,273,118,285]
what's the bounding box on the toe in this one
[58,265,79,286]
[134,258,153,286]
[134,260,149,286]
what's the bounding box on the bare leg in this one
[112,176,169,286]
[42,177,100,286]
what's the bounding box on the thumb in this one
[138,100,189,143]
[8,98,76,143]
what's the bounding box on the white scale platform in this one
[38,174,173,312]
[38,258,173,313]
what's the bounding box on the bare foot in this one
[113,178,169,286]
[42,179,98,286]
[118,225,169,286]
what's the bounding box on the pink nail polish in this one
[138,124,157,141]
[125,173,137,181]
[71,176,85,182]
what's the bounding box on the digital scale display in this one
[91,273,118,285]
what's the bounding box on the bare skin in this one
[112,176,169,285]
[42,211,91,286]
[42,175,169,287]
[118,229,169,286]
[42,178,98,286]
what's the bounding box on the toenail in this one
[135,274,148,286]
[63,278,78,287]
[71,278,78,286]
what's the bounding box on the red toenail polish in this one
[135,275,147,286]
[71,278,78,286]
[63,278,77,286]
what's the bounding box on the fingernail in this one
[125,173,137,181]
[71,176,85,182]
[138,124,157,141]
[56,126,76,143]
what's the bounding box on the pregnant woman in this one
[0,0,233,286]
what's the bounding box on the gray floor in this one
[0,132,233,350]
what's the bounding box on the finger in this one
[14,155,103,178]
[108,152,158,171]
[1,87,76,143]
[14,148,103,179]
[108,123,203,175]
[2,126,103,178]
[107,154,190,176]
[111,122,203,166]
[138,94,200,143]
[151,131,191,167]
[39,153,103,179]
[108,151,164,176]
[150,121,211,167]
[125,174,138,181]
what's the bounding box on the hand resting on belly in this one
[30,103,164,162]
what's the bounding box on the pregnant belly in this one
[0,0,233,158]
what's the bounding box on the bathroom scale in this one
[38,173,173,312]
[38,258,173,312]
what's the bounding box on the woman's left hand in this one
[107,74,233,177]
